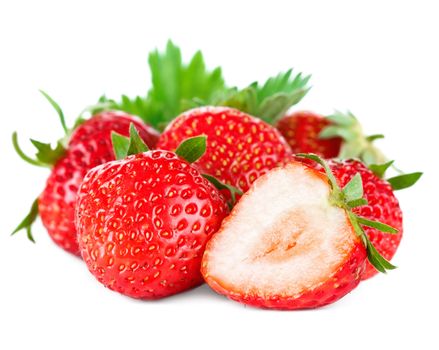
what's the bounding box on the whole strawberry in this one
[202,154,398,310]
[12,92,159,255]
[276,111,342,158]
[76,132,228,299]
[157,107,292,195]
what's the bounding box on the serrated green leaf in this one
[11,198,39,243]
[127,124,149,156]
[356,216,398,234]
[175,136,207,163]
[103,41,227,130]
[111,132,130,160]
[368,160,394,178]
[202,174,243,209]
[387,172,422,191]
[219,70,310,123]
[342,173,363,202]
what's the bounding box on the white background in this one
[0,1,437,349]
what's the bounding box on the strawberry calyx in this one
[319,111,387,165]
[111,127,241,208]
[297,153,398,273]
[12,91,72,168]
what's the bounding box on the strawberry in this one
[12,92,159,255]
[327,159,421,279]
[157,107,292,196]
[276,110,390,166]
[202,154,399,310]
[75,131,228,299]
[276,111,342,158]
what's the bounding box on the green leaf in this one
[30,139,66,165]
[356,216,398,234]
[11,198,39,243]
[126,124,149,156]
[219,70,311,123]
[368,160,394,178]
[175,136,207,163]
[12,132,48,167]
[102,41,227,130]
[202,174,243,209]
[387,172,423,191]
[342,173,363,202]
[39,90,68,134]
[111,132,130,160]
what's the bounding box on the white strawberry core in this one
[204,163,356,297]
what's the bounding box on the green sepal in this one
[347,198,368,208]
[127,124,149,155]
[111,124,149,160]
[12,132,48,167]
[30,139,66,165]
[342,173,363,202]
[369,160,394,178]
[175,135,207,163]
[39,90,68,134]
[363,233,397,273]
[356,216,398,234]
[111,132,130,160]
[387,172,423,191]
[11,198,39,243]
[202,174,243,210]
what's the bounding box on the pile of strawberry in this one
[12,42,421,309]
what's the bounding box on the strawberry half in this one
[12,92,159,254]
[157,107,292,196]
[202,154,399,310]
[76,131,229,299]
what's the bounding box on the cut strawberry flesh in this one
[203,162,358,298]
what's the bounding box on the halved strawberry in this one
[202,155,398,310]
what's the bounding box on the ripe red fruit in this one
[276,111,342,158]
[75,148,228,299]
[327,159,403,279]
[202,155,397,309]
[13,107,159,255]
[157,107,292,195]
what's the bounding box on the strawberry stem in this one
[12,132,49,167]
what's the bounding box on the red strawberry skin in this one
[75,151,228,299]
[276,111,342,158]
[328,159,403,279]
[157,107,292,194]
[38,112,159,255]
